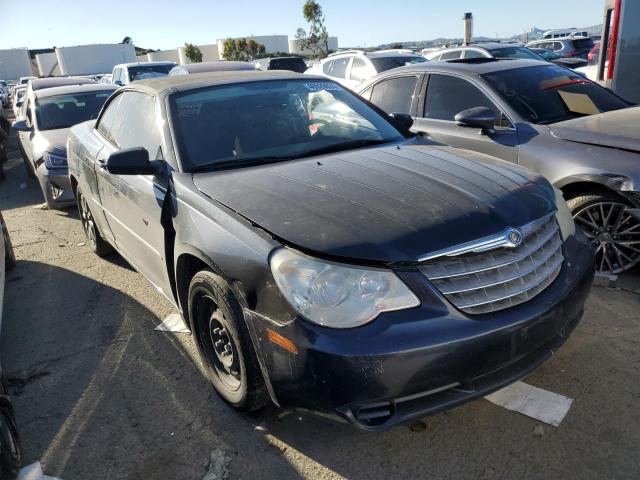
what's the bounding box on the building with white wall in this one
[288,36,339,55]
[0,48,33,80]
[56,44,136,75]
[147,49,180,63]
[177,43,221,64]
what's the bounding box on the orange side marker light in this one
[267,329,298,354]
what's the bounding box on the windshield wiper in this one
[294,138,396,159]
[189,139,397,173]
[190,156,297,173]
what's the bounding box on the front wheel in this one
[2,224,16,271]
[76,187,112,257]
[568,193,640,274]
[188,271,268,412]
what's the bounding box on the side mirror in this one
[454,107,497,133]
[15,100,23,108]
[106,148,160,175]
[114,80,123,86]
[12,119,30,132]
[389,112,414,132]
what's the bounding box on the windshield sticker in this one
[304,82,341,92]
[557,91,600,115]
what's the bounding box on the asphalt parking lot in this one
[1,119,640,480]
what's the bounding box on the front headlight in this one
[270,248,420,329]
[554,187,575,240]
[43,152,67,169]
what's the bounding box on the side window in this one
[359,87,373,101]
[112,68,121,84]
[111,92,162,159]
[554,42,563,51]
[370,76,419,114]
[322,60,333,75]
[331,56,351,79]
[96,94,123,145]
[350,57,370,82]
[440,50,463,60]
[464,50,486,59]
[424,74,500,122]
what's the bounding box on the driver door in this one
[413,73,520,163]
[93,91,172,298]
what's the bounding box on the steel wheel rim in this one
[79,195,97,248]
[195,293,242,391]
[574,201,640,274]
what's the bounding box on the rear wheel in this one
[568,193,640,274]
[188,271,268,412]
[76,187,112,257]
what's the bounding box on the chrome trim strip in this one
[418,211,557,262]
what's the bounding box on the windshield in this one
[534,50,559,60]
[572,38,594,51]
[128,65,173,82]
[35,91,113,130]
[490,46,543,60]
[371,56,426,73]
[483,65,631,124]
[170,79,405,172]
[267,58,307,73]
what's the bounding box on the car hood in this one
[193,143,555,264]
[36,127,70,155]
[550,107,640,153]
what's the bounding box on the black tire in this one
[188,271,268,412]
[76,187,112,257]
[21,154,35,180]
[567,192,640,274]
[2,224,16,271]
[0,410,21,480]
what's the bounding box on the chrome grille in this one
[420,216,564,315]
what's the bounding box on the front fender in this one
[555,173,636,192]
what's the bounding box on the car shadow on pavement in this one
[1,261,302,480]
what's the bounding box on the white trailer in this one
[55,44,136,75]
[35,52,61,77]
[0,48,33,81]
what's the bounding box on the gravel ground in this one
[1,114,639,480]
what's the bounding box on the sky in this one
[0,0,605,50]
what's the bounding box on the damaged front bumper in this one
[244,233,595,431]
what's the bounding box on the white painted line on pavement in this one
[484,381,574,427]
[154,313,190,333]
[17,461,62,480]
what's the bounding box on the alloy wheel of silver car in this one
[573,201,640,274]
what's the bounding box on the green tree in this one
[296,0,330,58]
[222,38,266,61]
[183,43,203,63]
[390,43,403,50]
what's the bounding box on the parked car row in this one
[3,51,637,435]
